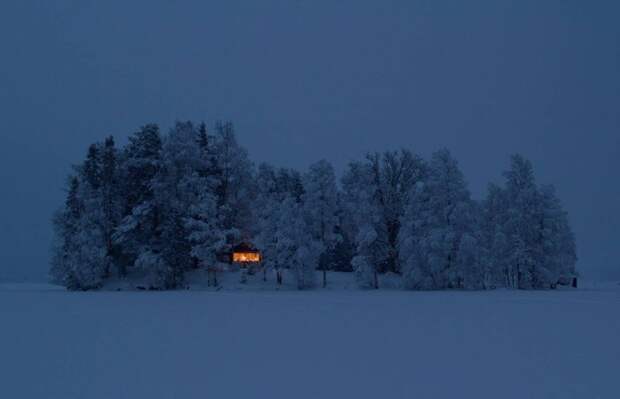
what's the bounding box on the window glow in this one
[233,252,261,263]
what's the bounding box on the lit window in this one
[233,252,261,263]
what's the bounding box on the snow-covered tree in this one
[100,136,123,276]
[121,124,163,213]
[341,161,388,287]
[113,124,163,278]
[147,121,207,288]
[341,151,426,278]
[457,210,487,289]
[351,224,382,288]
[274,196,319,289]
[50,176,82,288]
[65,210,108,289]
[255,163,309,284]
[82,143,101,190]
[538,184,577,285]
[501,154,543,288]
[276,168,304,202]
[479,183,509,288]
[367,150,427,273]
[114,121,206,288]
[190,121,232,275]
[302,160,340,287]
[184,180,225,271]
[482,155,578,289]
[50,159,109,290]
[51,120,578,292]
[399,149,479,290]
[254,163,282,281]
[212,121,255,250]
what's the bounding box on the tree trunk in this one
[207,268,218,287]
[322,268,327,288]
[374,270,379,289]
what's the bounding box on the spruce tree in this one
[114,124,163,278]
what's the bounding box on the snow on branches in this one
[51,123,577,291]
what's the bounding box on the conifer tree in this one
[99,136,123,276]
[50,176,82,288]
[113,124,163,278]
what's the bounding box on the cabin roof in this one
[232,242,259,253]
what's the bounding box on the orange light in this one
[233,252,261,263]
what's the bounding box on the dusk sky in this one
[1,0,618,281]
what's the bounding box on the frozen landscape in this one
[1,273,618,399]
[2,2,618,399]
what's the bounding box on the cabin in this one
[231,243,262,284]
[231,243,262,265]
[208,243,262,286]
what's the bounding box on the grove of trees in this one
[50,121,577,291]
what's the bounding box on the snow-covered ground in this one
[1,273,619,399]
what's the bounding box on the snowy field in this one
[1,274,619,399]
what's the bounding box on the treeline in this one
[50,121,577,290]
